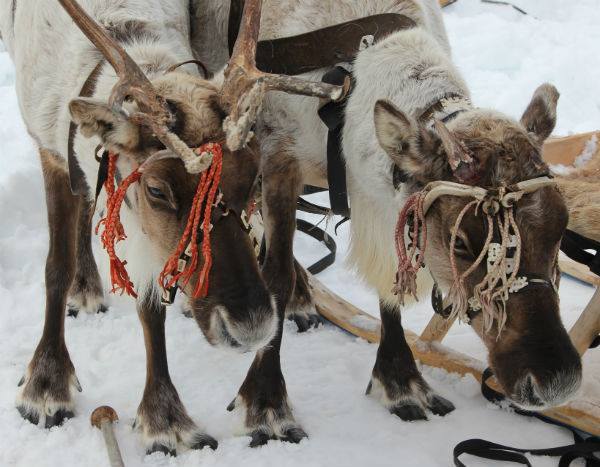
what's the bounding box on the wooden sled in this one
[549,131,600,285]
[310,132,600,436]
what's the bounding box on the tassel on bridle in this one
[158,143,223,299]
[95,152,142,297]
[392,191,427,304]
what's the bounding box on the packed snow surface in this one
[1,1,599,466]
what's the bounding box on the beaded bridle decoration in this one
[393,176,559,334]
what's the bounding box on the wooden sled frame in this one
[310,132,600,436]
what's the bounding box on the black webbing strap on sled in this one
[454,368,600,467]
[561,229,600,277]
[296,189,338,275]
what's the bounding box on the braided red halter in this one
[95,143,223,299]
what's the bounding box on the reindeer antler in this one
[220,0,350,150]
[58,0,210,173]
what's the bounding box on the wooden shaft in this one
[100,421,125,467]
[569,287,600,355]
[420,313,457,342]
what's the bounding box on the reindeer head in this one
[375,84,582,410]
[62,0,345,352]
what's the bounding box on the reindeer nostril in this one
[518,373,544,407]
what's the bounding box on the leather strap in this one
[255,14,416,75]
[227,0,416,75]
[67,60,104,195]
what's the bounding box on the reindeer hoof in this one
[287,305,323,333]
[281,426,308,444]
[428,394,455,416]
[249,429,272,447]
[190,433,218,451]
[147,443,176,457]
[17,404,39,425]
[390,403,427,421]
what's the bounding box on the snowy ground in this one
[1,1,599,466]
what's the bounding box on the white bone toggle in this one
[360,35,374,50]
[509,276,528,293]
[505,257,515,274]
[468,296,482,311]
[488,243,502,263]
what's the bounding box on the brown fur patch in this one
[104,20,158,44]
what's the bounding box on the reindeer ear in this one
[374,100,424,174]
[69,98,141,152]
[520,83,559,143]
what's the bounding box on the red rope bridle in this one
[95,143,223,299]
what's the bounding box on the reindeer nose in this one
[513,369,582,410]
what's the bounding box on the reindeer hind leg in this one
[67,197,106,317]
[286,259,322,332]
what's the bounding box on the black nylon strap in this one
[94,150,109,202]
[318,66,353,218]
[454,368,600,467]
[296,219,336,274]
[561,229,600,276]
[228,0,244,56]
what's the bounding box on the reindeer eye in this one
[453,236,469,254]
[147,185,167,200]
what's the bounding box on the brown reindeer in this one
[3,0,341,454]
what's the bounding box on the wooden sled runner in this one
[310,132,600,436]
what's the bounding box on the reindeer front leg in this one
[367,300,455,421]
[228,150,307,446]
[134,291,217,455]
[17,150,82,427]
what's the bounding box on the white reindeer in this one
[1,0,341,453]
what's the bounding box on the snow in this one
[1,1,599,466]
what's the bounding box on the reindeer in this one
[1,0,343,454]
[192,0,582,426]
